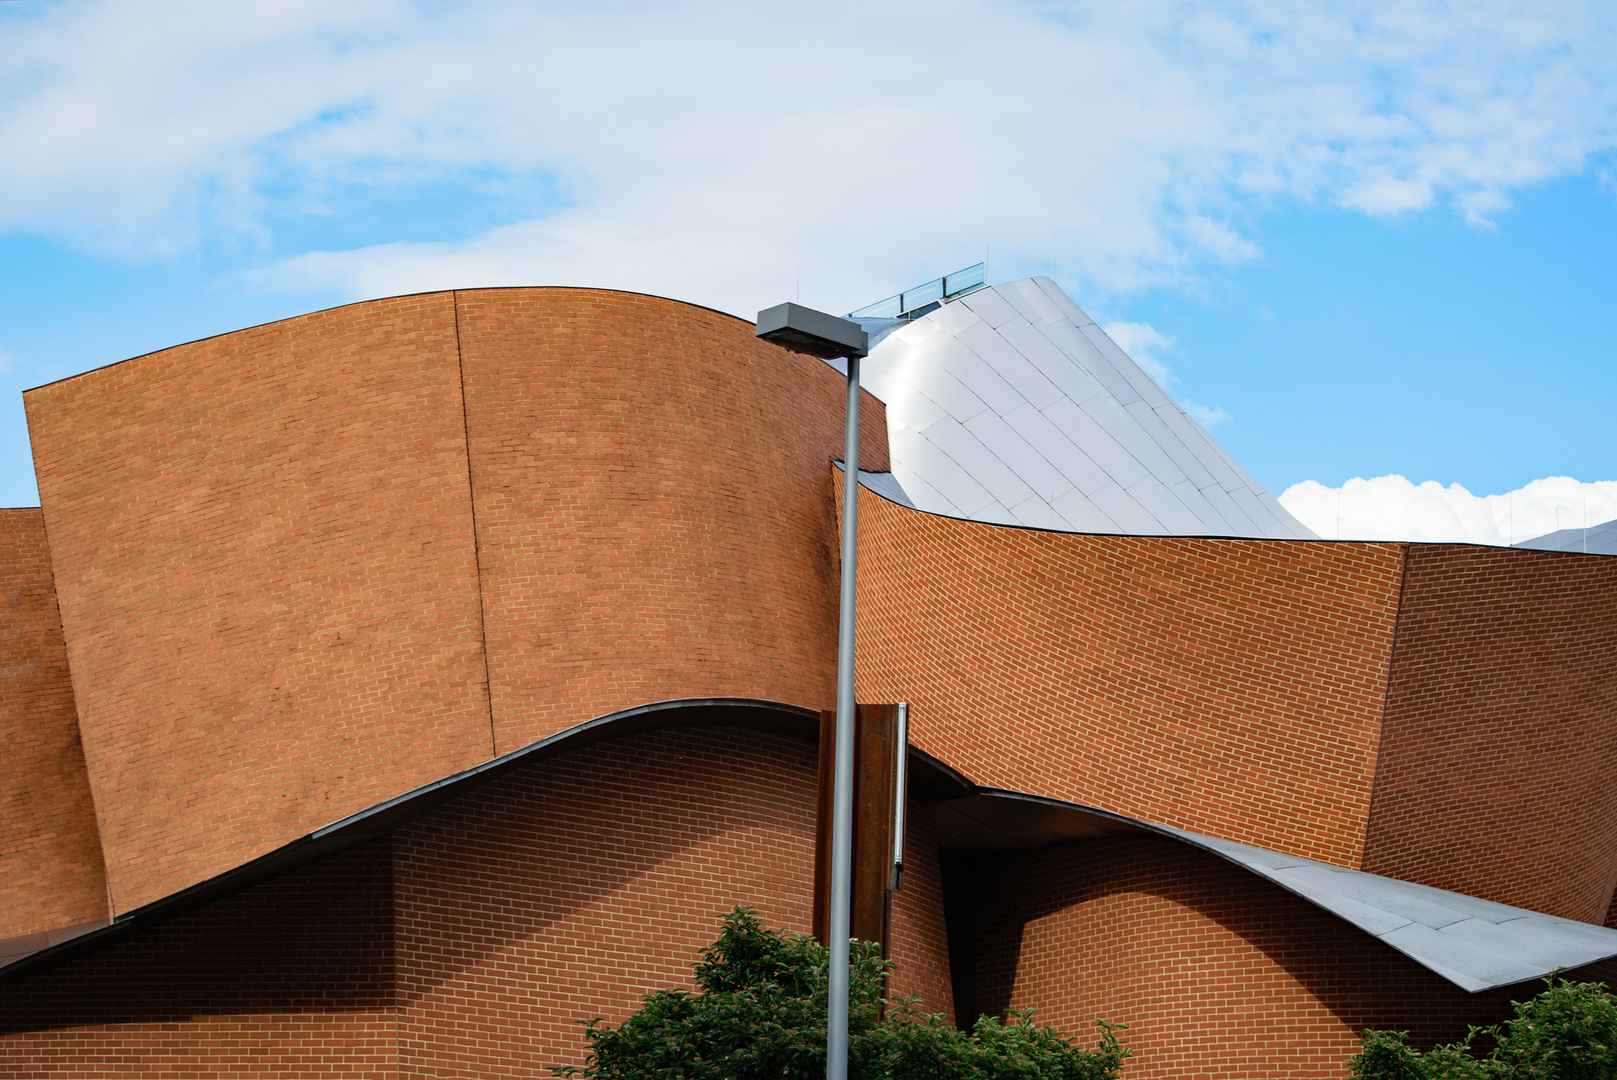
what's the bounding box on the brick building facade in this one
[2,287,1615,1078]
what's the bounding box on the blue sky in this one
[1119,173,1617,496]
[1,0,1614,539]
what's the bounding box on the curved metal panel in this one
[939,788,1617,993]
[0,696,973,983]
[0,697,819,982]
[858,277,1316,539]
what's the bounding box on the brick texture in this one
[0,838,395,1079]
[0,723,962,1079]
[1363,544,1617,921]
[0,508,106,939]
[975,837,1527,1080]
[25,294,494,915]
[851,482,1407,867]
[452,288,886,754]
[393,724,948,1078]
[12,287,1617,1079]
[22,287,885,916]
[886,804,955,1020]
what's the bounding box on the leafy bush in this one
[558,906,1129,1080]
[1350,978,1617,1079]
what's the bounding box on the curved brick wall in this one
[853,482,1617,914]
[974,838,1526,1080]
[25,289,884,914]
[26,293,492,917]
[396,725,950,1077]
[0,724,954,1079]
[0,509,106,939]
[851,480,1407,867]
[14,285,1617,1079]
[1363,544,1617,922]
[0,838,396,1079]
[451,289,886,753]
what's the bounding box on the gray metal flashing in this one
[9,705,1604,996]
[832,463,916,508]
[0,918,109,970]
[1514,516,1617,556]
[937,789,1617,994]
[0,697,820,983]
[0,696,973,984]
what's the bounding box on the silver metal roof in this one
[853,277,1316,539]
[1514,516,1617,556]
[855,468,915,508]
[1177,827,1617,993]
[937,789,1617,993]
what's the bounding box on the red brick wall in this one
[0,723,954,1079]
[452,289,886,754]
[886,804,955,1021]
[22,287,884,916]
[974,837,1521,1080]
[1363,544,1617,921]
[852,483,1407,867]
[26,294,494,915]
[0,839,394,1079]
[0,508,106,939]
[393,724,948,1078]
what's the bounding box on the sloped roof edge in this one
[939,789,1617,994]
[8,707,1607,995]
[856,277,1317,540]
[0,697,834,982]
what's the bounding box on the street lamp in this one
[755,301,868,1080]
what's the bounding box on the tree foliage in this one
[558,907,1129,1080]
[1351,978,1617,1080]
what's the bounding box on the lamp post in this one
[755,302,869,1080]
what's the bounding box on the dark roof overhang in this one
[0,696,970,982]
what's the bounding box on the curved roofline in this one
[9,693,1610,995]
[851,467,1617,556]
[937,788,1617,994]
[23,285,760,396]
[0,695,973,983]
[0,697,820,981]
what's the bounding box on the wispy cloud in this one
[1181,400,1234,428]
[1279,475,1617,545]
[1,1,1615,316]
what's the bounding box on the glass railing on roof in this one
[847,262,986,321]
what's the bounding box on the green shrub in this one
[558,906,1129,1080]
[1350,978,1617,1079]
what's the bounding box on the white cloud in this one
[1183,215,1262,263]
[1181,400,1234,428]
[1279,475,1617,545]
[0,1,1615,315]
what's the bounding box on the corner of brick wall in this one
[1364,544,1617,921]
[0,506,107,939]
[852,485,1406,867]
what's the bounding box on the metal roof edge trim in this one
[966,788,1617,994]
[23,286,765,397]
[0,696,819,984]
[844,474,1617,556]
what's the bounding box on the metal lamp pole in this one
[754,302,870,1080]
[825,346,860,1080]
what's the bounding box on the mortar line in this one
[1360,541,1411,871]
[452,292,499,758]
